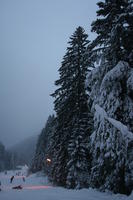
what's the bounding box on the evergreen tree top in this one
[68,26,89,46]
[51,26,90,101]
[91,0,133,65]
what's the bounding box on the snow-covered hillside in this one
[0,167,133,200]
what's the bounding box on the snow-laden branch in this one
[95,104,133,140]
[100,61,129,91]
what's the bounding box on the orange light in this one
[46,158,51,163]
[24,185,52,190]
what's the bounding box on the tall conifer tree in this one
[51,27,93,188]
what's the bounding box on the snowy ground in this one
[0,166,133,200]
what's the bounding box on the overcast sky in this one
[0,0,98,148]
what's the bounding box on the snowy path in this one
[0,167,132,200]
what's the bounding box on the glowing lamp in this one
[46,158,51,163]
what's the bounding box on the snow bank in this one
[0,168,133,200]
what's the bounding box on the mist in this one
[0,0,98,147]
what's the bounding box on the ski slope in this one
[0,166,132,200]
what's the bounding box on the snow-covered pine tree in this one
[90,104,128,194]
[87,60,133,194]
[30,128,45,173]
[84,0,133,195]
[43,115,56,176]
[30,115,55,173]
[51,26,93,188]
[91,0,133,66]
[89,0,133,129]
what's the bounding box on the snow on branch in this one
[127,68,133,92]
[95,104,133,141]
[100,61,129,91]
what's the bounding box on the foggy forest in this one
[0,0,133,200]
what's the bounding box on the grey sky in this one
[0,0,98,147]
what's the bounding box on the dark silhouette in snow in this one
[10,176,14,183]
[12,185,22,190]
[22,177,25,182]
